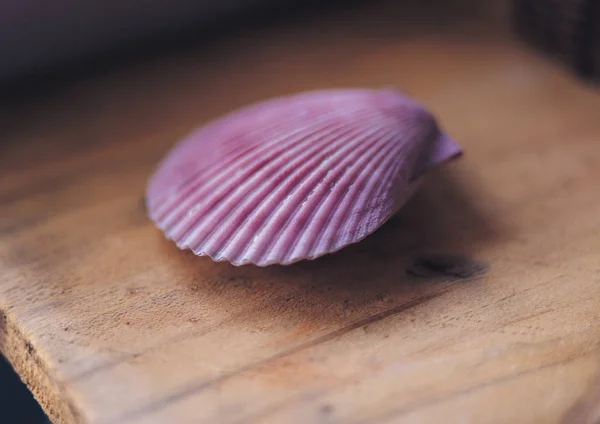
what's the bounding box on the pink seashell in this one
[147,88,462,266]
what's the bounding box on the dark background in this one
[0,355,48,423]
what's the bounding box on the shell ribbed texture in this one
[147,89,462,266]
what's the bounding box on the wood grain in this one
[2,1,600,423]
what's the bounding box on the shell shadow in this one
[269,166,498,267]
[169,165,504,331]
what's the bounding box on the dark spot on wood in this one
[407,254,488,279]
[320,404,334,415]
[25,341,35,356]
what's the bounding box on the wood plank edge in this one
[0,309,85,424]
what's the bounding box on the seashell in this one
[146,88,462,266]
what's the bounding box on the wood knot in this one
[407,254,488,279]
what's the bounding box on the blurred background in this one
[0,0,597,422]
[0,355,48,423]
[1,0,597,90]
[1,0,372,89]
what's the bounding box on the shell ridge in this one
[161,146,282,235]
[286,129,400,261]
[313,132,407,253]
[212,123,386,262]
[191,120,380,257]
[231,125,390,264]
[175,113,383,251]
[337,138,412,246]
[146,107,286,206]
[306,139,399,256]
[172,120,353,248]
[341,130,417,228]
[156,110,373,230]
[150,104,372,214]
[150,90,380,207]
[261,126,394,263]
[151,108,359,218]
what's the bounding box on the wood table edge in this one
[1,309,84,424]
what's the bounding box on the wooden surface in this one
[2,1,600,423]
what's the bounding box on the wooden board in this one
[2,1,600,423]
